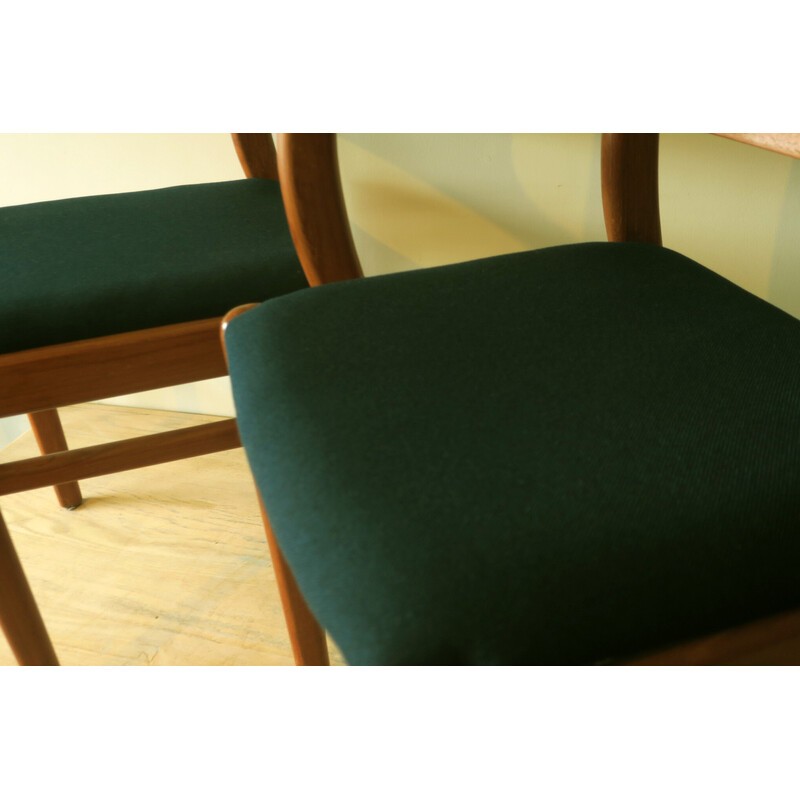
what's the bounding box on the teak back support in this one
[601,133,800,248]
[601,133,662,245]
[231,133,279,181]
[280,132,667,284]
[278,134,800,291]
[276,133,362,286]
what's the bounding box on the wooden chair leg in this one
[221,309,328,665]
[0,509,59,665]
[27,409,83,509]
[258,496,330,666]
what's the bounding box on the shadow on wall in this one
[0,415,28,451]
[769,158,800,320]
[510,133,606,246]
[342,133,534,250]
[339,134,606,276]
[340,133,800,324]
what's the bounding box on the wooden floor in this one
[0,404,345,666]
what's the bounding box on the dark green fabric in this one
[0,179,307,354]
[226,242,800,665]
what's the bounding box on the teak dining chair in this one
[0,133,308,665]
[223,133,800,666]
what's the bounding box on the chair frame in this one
[0,133,279,664]
[234,131,800,666]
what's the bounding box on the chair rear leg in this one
[28,410,83,509]
[0,509,59,665]
[259,497,330,666]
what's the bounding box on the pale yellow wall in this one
[1,133,799,448]
[0,134,244,204]
[339,133,800,319]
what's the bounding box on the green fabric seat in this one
[0,178,307,355]
[226,242,800,665]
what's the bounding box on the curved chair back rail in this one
[231,133,279,180]
[279,134,800,290]
[276,133,362,286]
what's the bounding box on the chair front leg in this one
[0,509,59,665]
[28,409,83,509]
[258,496,330,666]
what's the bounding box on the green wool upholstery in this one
[226,242,800,665]
[0,179,307,355]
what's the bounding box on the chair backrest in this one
[601,133,800,246]
[600,133,662,245]
[276,133,800,288]
[276,133,362,286]
[231,133,279,181]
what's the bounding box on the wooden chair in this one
[223,133,800,666]
[0,133,308,665]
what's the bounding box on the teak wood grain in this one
[28,409,83,508]
[277,133,363,286]
[0,316,228,417]
[0,419,240,496]
[0,315,236,666]
[0,511,59,665]
[601,133,662,245]
[231,133,279,180]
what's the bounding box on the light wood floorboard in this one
[0,403,344,666]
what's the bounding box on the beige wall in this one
[2,133,799,448]
[339,133,800,315]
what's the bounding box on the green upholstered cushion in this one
[226,242,800,665]
[0,179,306,354]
